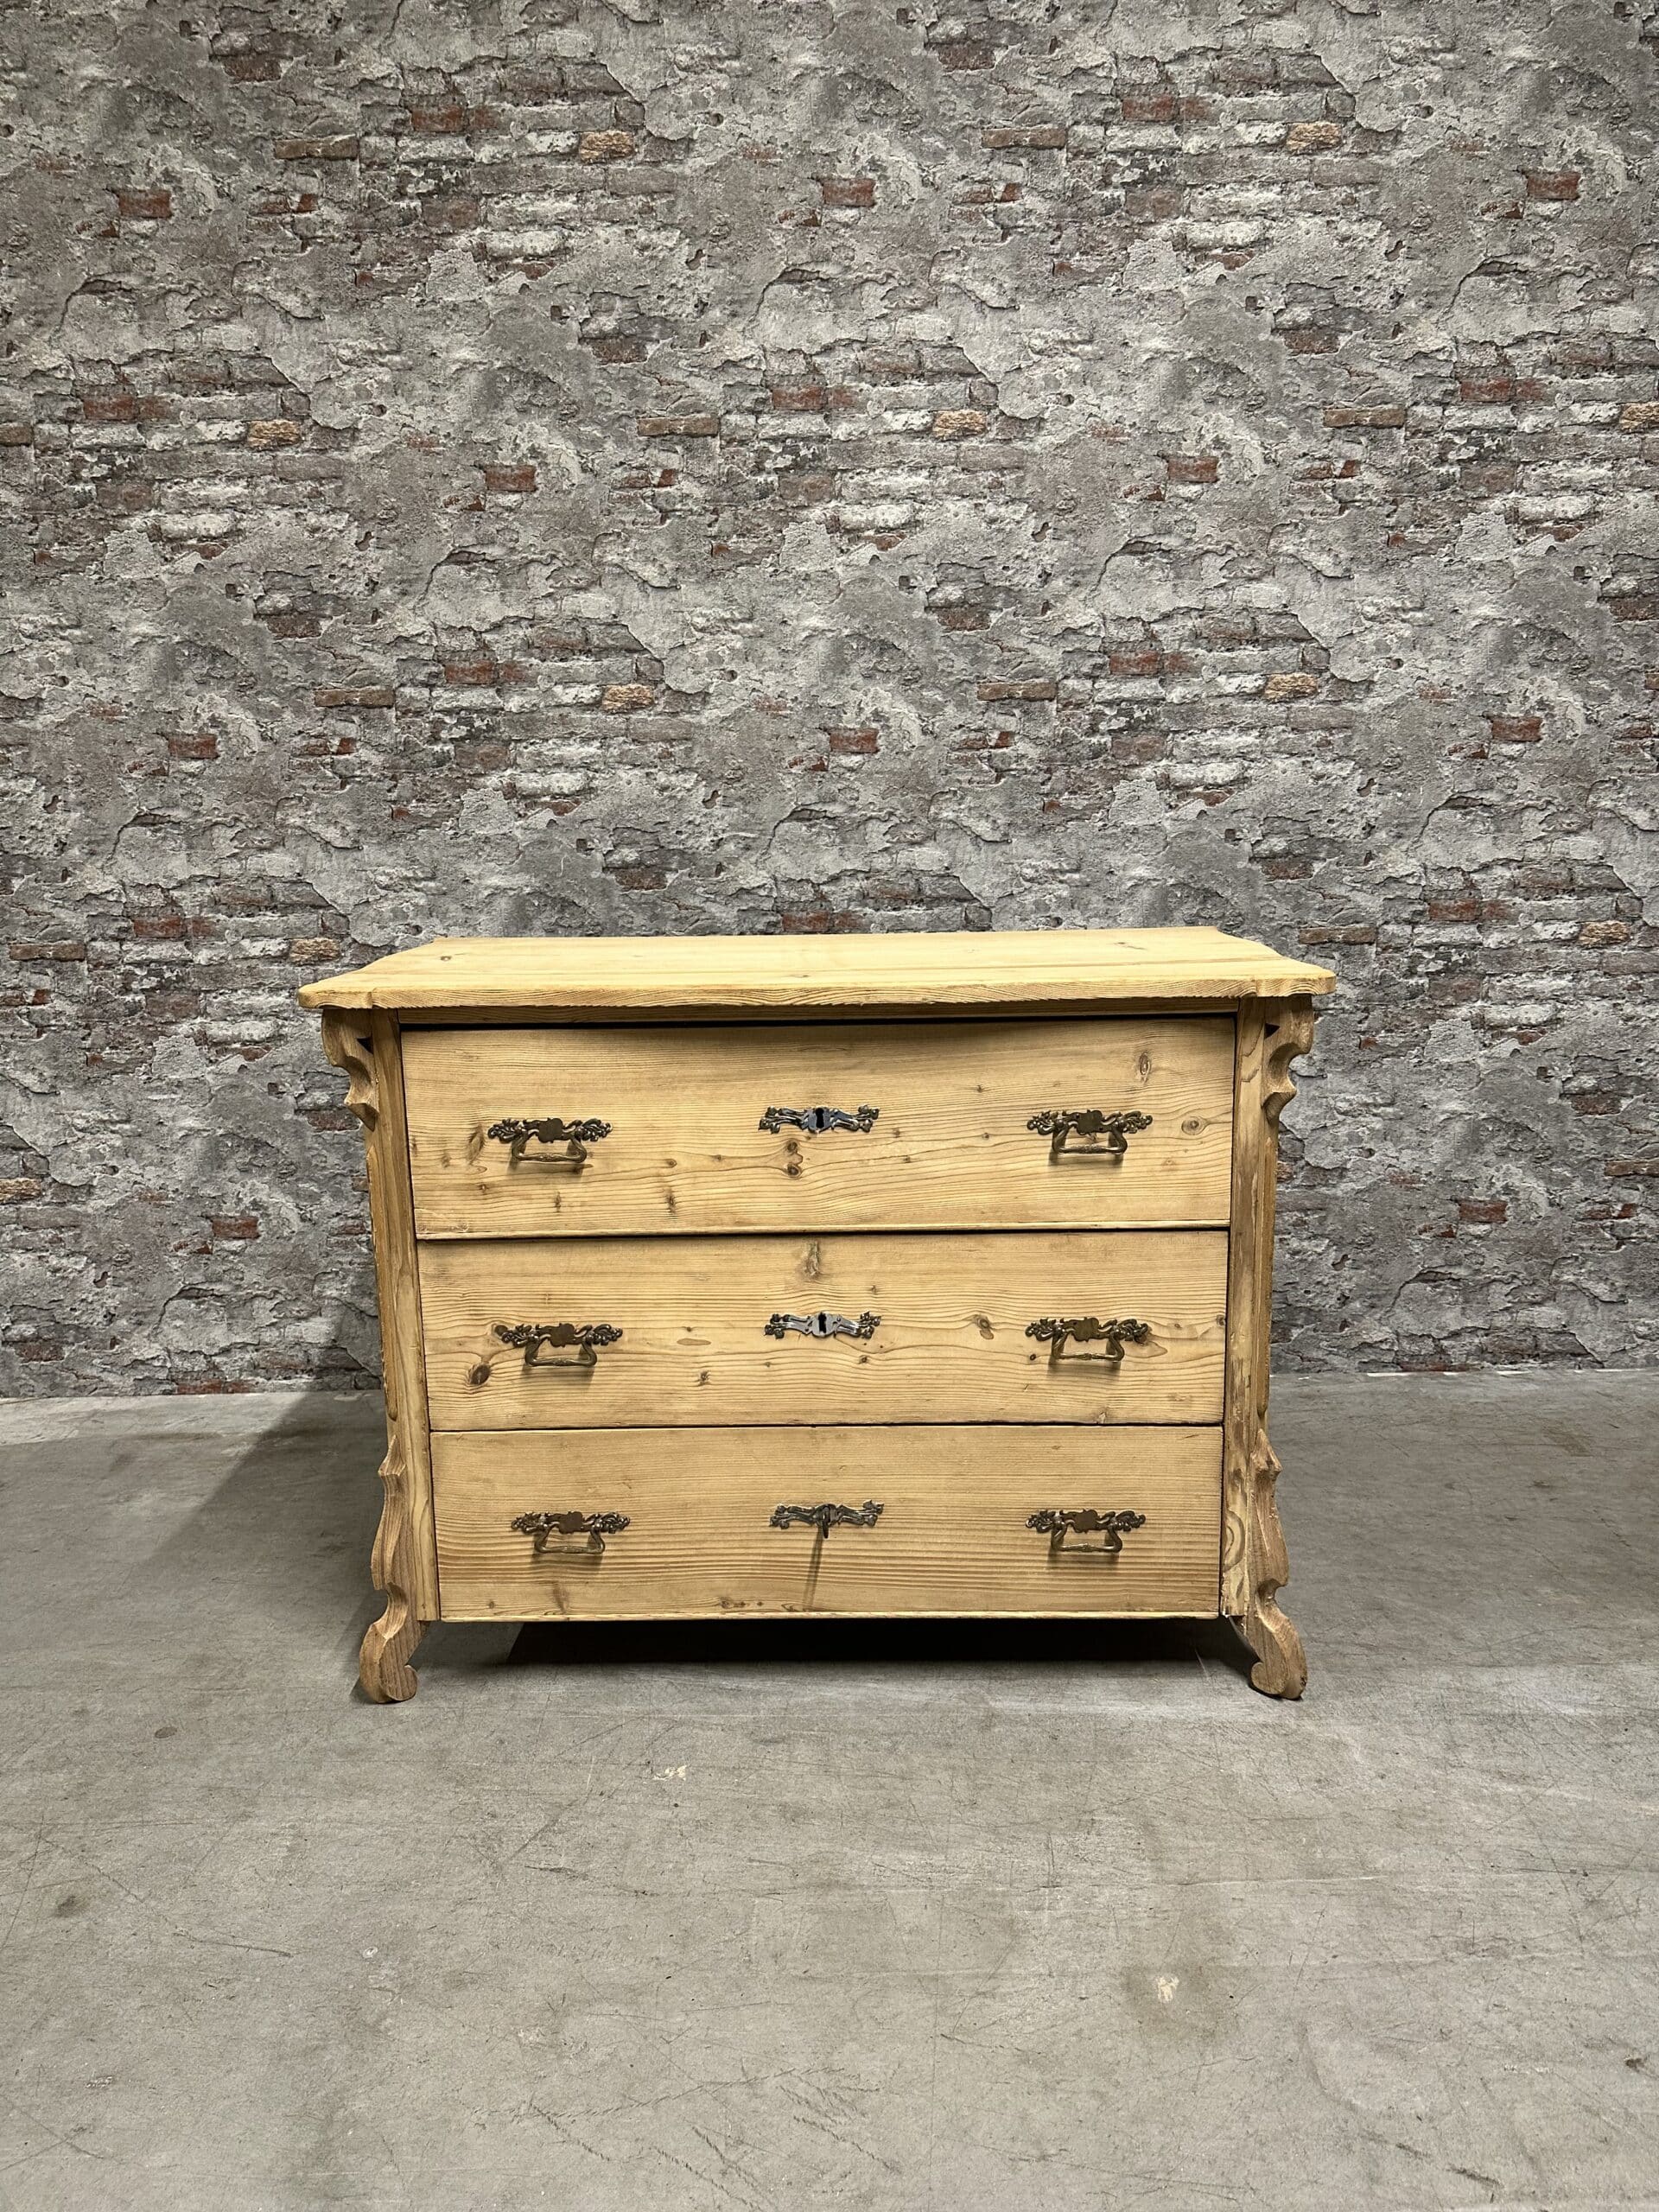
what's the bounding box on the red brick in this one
[1163,453,1218,484]
[1457,1198,1508,1224]
[482,462,537,493]
[115,187,172,220]
[210,1216,260,1239]
[1524,169,1580,201]
[819,177,875,207]
[1485,714,1541,743]
[168,730,219,760]
[771,386,829,412]
[825,726,879,754]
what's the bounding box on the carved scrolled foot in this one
[359,1600,425,1702]
[358,1440,424,1702]
[1233,1595,1307,1700]
[1229,1434,1307,1700]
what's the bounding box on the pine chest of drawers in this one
[300,929,1333,1701]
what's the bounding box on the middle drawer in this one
[421,1230,1227,1429]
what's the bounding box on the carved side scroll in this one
[358,1437,423,1702]
[1221,995,1318,1699]
[315,1006,431,1698]
[320,1010,378,1129]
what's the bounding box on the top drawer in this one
[403,1016,1235,1238]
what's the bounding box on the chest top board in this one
[299,928,1335,1701]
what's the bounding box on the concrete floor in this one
[0,1377,1656,2211]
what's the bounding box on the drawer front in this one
[433,1426,1222,1620]
[421,1230,1228,1429]
[404,1017,1234,1237]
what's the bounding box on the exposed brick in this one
[981,125,1067,149]
[1523,169,1580,200]
[481,462,537,493]
[0,1179,44,1204]
[1485,714,1542,743]
[601,683,655,712]
[246,418,302,448]
[1457,1198,1509,1224]
[578,130,634,163]
[210,1216,260,1239]
[825,726,879,754]
[167,730,219,760]
[977,679,1058,702]
[819,177,875,207]
[932,409,988,439]
[1263,672,1319,701]
[1618,401,1659,433]
[1164,453,1219,483]
[314,685,396,709]
[1285,121,1341,153]
[115,187,172,219]
[273,137,359,162]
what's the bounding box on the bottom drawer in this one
[433,1426,1221,1621]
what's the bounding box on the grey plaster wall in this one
[3,0,1656,1395]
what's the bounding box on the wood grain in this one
[299,927,1337,1015]
[420,1229,1229,1429]
[1219,996,1317,1698]
[404,1017,1236,1237]
[432,1426,1223,1621]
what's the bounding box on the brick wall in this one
[3,1,1655,1392]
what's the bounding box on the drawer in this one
[433,1426,1223,1620]
[404,1017,1235,1236]
[421,1229,1228,1429]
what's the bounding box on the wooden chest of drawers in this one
[300,929,1333,1700]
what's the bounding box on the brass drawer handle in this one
[1028,1509,1147,1554]
[1028,1108,1152,1159]
[488,1116,612,1165]
[770,1500,884,1536]
[758,1104,880,1135]
[512,1510,630,1554]
[764,1309,880,1341]
[494,1321,623,1367]
[1026,1316,1150,1359]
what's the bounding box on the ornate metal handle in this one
[770,1501,884,1536]
[494,1321,623,1367]
[758,1104,879,1135]
[512,1510,630,1554]
[488,1116,612,1164]
[1027,1109,1152,1159]
[1028,1508,1147,1554]
[764,1310,880,1341]
[1026,1316,1151,1359]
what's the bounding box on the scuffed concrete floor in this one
[0,1376,1656,2212]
